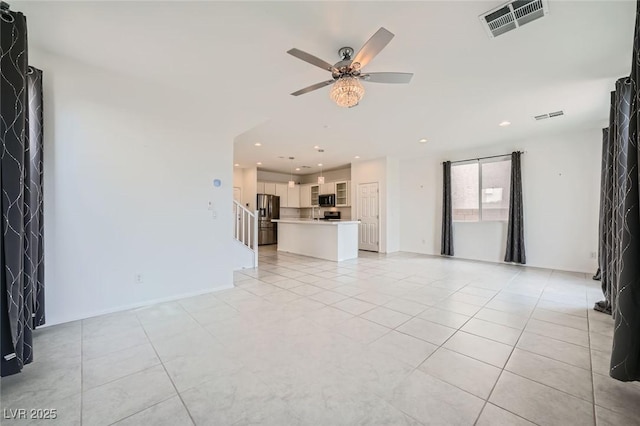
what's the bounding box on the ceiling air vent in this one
[534,110,564,121]
[480,0,549,38]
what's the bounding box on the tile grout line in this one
[472,267,553,426]
[350,265,528,423]
[586,287,598,426]
[104,395,180,426]
[137,312,199,426]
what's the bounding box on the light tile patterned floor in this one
[2,246,640,425]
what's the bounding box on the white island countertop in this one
[272,219,359,225]
[272,219,359,261]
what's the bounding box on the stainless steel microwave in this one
[318,194,335,207]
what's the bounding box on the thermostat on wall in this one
[213,179,221,187]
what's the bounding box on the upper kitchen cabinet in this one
[263,182,276,195]
[310,185,319,206]
[257,182,265,194]
[275,183,288,206]
[335,181,350,206]
[319,182,335,195]
[287,185,300,208]
[300,184,311,208]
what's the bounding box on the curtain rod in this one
[447,151,524,165]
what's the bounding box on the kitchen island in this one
[272,219,359,261]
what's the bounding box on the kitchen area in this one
[240,165,360,261]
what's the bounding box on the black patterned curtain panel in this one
[0,6,45,377]
[608,0,640,382]
[594,127,614,315]
[441,161,453,256]
[504,152,526,264]
[595,0,640,382]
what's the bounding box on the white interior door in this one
[358,182,379,252]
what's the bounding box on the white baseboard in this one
[40,283,234,328]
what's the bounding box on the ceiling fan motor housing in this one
[333,47,361,79]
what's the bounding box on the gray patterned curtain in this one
[607,0,640,382]
[594,126,615,315]
[441,161,453,256]
[504,152,526,264]
[1,6,45,377]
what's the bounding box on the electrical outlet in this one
[134,273,144,284]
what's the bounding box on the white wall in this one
[257,170,299,184]
[233,168,243,190]
[36,50,240,325]
[351,157,402,254]
[399,128,601,273]
[238,167,257,211]
[386,158,401,253]
[233,167,257,211]
[299,167,351,184]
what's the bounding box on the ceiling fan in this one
[287,27,413,108]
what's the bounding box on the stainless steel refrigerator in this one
[257,194,280,245]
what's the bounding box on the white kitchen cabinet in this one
[300,184,311,208]
[257,182,265,194]
[335,181,350,206]
[275,183,288,207]
[287,185,300,208]
[310,185,319,206]
[263,182,276,195]
[320,182,336,195]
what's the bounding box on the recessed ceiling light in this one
[295,167,300,171]
[234,163,239,167]
[419,138,428,143]
[499,121,511,127]
[257,162,262,165]
[318,163,323,167]
[354,156,360,159]
[254,142,262,146]
[314,145,320,149]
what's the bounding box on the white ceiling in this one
[16,1,636,175]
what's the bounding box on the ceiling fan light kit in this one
[287,27,413,108]
[330,76,365,108]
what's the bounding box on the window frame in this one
[452,156,511,223]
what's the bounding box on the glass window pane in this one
[452,163,479,222]
[481,159,511,221]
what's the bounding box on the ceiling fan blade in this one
[291,80,335,96]
[351,27,394,69]
[360,72,413,84]
[287,48,336,72]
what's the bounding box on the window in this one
[452,158,511,222]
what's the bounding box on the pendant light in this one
[318,149,325,185]
[288,157,295,188]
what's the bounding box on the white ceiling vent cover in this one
[534,110,564,121]
[480,0,549,38]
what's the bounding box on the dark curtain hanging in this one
[441,161,454,256]
[504,152,526,264]
[26,67,45,329]
[595,0,640,382]
[594,126,615,315]
[0,6,45,377]
[608,0,640,382]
